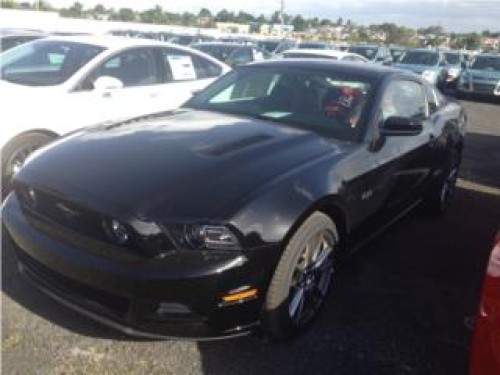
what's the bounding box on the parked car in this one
[347,44,393,65]
[457,53,500,99]
[469,231,500,375]
[0,35,230,196]
[191,42,270,66]
[443,50,467,88]
[256,39,296,54]
[167,34,214,46]
[0,29,47,52]
[281,49,369,63]
[296,42,332,50]
[394,49,448,88]
[2,60,466,341]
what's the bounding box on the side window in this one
[380,80,427,122]
[191,53,222,79]
[80,48,159,90]
[161,48,222,82]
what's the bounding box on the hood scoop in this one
[196,134,274,157]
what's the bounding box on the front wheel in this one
[263,212,339,341]
[423,150,460,215]
[2,132,55,198]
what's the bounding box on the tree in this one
[320,18,332,27]
[1,0,17,9]
[60,1,84,18]
[198,8,211,18]
[270,10,281,24]
[115,7,135,22]
[32,0,53,11]
[292,15,306,32]
[462,33,482,50]
[93,4,106,14]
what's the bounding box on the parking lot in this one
[2,96,499,375]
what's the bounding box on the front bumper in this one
[458,80,500,97]
[2,194,280,340]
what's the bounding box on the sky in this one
[41,0,500,32]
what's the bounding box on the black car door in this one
[372,78,440,211]
[344,77,443,241]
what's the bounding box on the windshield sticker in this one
[167,55,197,81]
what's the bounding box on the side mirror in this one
[93,76,123,91]
[380,116,423,136]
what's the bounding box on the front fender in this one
[228,157,349,249]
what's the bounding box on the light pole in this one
[280,0,284,37]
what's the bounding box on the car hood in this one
[466,69,500,81]
[15,110,354,221]
[0,79,58,96]
[394,63,438,75]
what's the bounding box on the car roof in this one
[406,48,440,53]
[474,53,500,58]
[193,42,247,47]
[283,49,353,58]
[244,59,410,79]
[36,35,188,50]
[349,44,382,48]
[0,28,47,37]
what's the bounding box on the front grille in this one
[17,250,130,318]
[17,185,109,242]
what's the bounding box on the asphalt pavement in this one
[2,96,500,375]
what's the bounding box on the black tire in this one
[422,149,461,216]
[1,132,55,198]
[263,211,339,341]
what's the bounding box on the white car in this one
[0,35,230,195]
[280,49,369,63]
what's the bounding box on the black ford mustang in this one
[2,60,466,340]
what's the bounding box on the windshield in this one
[399,51,439,66]
[444,52,460,65]
[470,56,500,71]
[184,66,373,142]
[0,40,105,86]
[348,46,378,60]
[193,44,237,61]
[257,41,280,53]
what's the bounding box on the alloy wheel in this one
[288,229,335,326]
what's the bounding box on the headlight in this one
[165,224,241,251]
[448,68,461,78]
[422,70,438,83]
[102,219,130,245]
